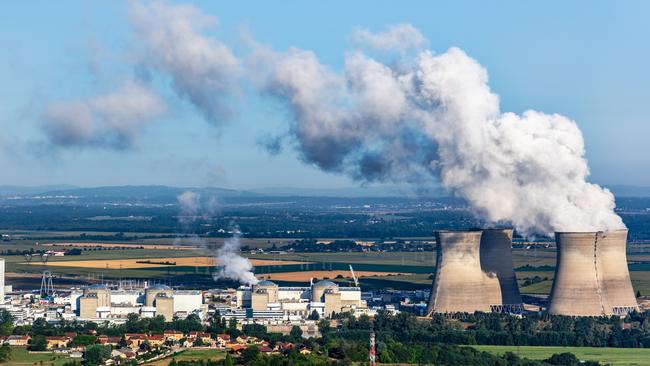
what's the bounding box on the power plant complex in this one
[426,228,639,317]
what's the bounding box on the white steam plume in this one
[351,23,427,52]
[129,0,240,124]
[176,191,257,285]
[42,79,164,148]
[254,25,624,236]
[214,227,258,285]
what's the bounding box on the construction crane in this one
[349,265,359,287]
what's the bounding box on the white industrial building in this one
[236,280,366,319]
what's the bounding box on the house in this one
[112,348,136,360]
[45,336,70,349]
[299,347,312,355]
[147,334,165,347]
[97,335,122,346]
[216,334,230,347]
[259,346,274,354]
[189,331,213,346]
[125,334,148,348]
[228,344,247,354]
[163,330,184,342]
[6,335,30,346]
[275,342,294,352]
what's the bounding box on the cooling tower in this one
[426,230,490,314]
[547,230,638,316]
[480,229,523,312]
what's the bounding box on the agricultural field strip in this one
[22,257,312,269]
[472,345,650,366]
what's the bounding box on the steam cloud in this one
[176,191,257,285]
[129,0,240,124]
[254,27,625,236]
[214,227,258,285]
[42,1,625,237]
[42,80,164,148]
[351,23,428,53]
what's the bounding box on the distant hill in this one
[38,185,257,199]
[0,184,78,195]
[608,185,650,197]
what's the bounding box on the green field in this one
[145,349,225,366]
[472,345,650,366]
[6,347,73,366]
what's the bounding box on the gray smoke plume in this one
[42,79,164,148]
[176,191,257,285]
[214,227,258,285]
[253,25,625,236]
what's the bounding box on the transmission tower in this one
[40,271,54,297]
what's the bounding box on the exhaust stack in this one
[547,230,638,316]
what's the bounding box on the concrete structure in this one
[427,230,489,314]
[426,229,523,315]
[480,229,523,312]
[236,279,365,319]
[547,230,638,316]
[77,284,201,320]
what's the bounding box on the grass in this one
[145,349,225,366]
[472,345,650,366]
[6,347,73,366]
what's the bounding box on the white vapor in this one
[351,24,428,52]
[214,227,258,285]
[254,28,624,236]
[129,0,240,124]
[42,80,164,148]
[176,191,256,285]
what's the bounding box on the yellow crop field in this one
[26,257,309,269]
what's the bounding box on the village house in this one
[5,335,30,346]
[45,336,70,349]
[163,330,184,342]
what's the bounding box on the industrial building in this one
[236,279,366,318]
[547,230,639,316]
[78,284,204,320]
[426,229,523,315]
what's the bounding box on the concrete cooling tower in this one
[480,229,523,312]
[426,229,523,315]
[547,230,638,316]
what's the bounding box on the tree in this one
[0,345,11,363]
[637,290,642,298]
[224,353,234,366]
[0,310,13,336]
[290,326,303,340]
[240,345,260,364]
[308,310,320,321]
[29,335,47,351]
[83,345,111,366]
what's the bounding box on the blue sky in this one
[1,0,648,189]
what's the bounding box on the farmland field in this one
[145,349,225,366]
[26,257,309,269]
[6,347,73,366]
[472,345,650,366]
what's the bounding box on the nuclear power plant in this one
[426,229,522,315]
[547,230,639,316]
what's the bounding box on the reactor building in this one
[426,229,522,315]
[547,229,639,316]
